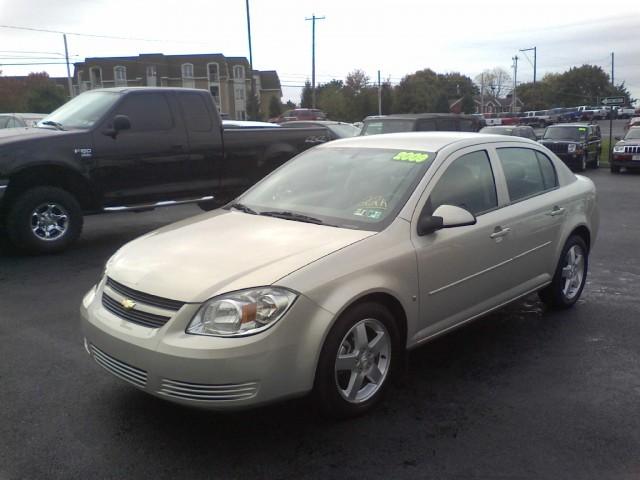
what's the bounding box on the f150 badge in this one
[74,148,93,158]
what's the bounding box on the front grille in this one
[102,293,170,328]
[89,344,147,388]
[545,143,569,154]
[106,277,185,311]
[624,145,640,154]
[158,378,259,402]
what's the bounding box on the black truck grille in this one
[545,143,569,154]
[624,145,640,154]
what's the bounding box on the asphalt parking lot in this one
[1,168,639,479]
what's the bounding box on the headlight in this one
[186,287,297,337]
[568,144,577,153]
[613,145,625,153]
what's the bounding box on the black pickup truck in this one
[0,87,326,253]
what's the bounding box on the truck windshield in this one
[361,120,415,136]
[543,127,586,141]
[625,128,640,140]
[235,147,435,231]
[38,91,120,130]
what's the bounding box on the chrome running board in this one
[104,195,214,212]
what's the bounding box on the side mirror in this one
[103,114,131,138]
[417,205,476,236]
[615,135,622,141]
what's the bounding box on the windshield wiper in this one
[40,120,65,131]
[228,203,258,215]
[259,210,328,225]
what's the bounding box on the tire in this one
[313,302,401,419]
[610,165,621,173]
[5,186,83,254]
[590,150,600,169]
[539,235,588,309]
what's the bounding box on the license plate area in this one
[633,154,640,161]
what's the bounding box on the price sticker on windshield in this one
[578,127,587,131]
[393,151,429,163]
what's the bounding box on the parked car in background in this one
[480,125,537,141]
[539,124,601,171]
[0,113,46,129]
[271,108,327,123]
[497,112,520,125]
[81,132,598,418]
[615,107,636,119]
[626,117,640,130]
[360,113,483,136]
[0,87,327,254]
[611,126,640,173]
[577,106,607,121]
[482,113,502,126]
[279,120,360,140]
[521,110,553,127]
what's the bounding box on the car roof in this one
[548,123,594,128]
[316,131,538,152]
[280,120,349,126]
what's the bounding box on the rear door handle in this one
[490,226,511,239]
[547,206,565,217]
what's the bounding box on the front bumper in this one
[611,154,640,169]
[80,281,335,410]
[553,152,584,167]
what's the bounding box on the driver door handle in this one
[490,226,511,239]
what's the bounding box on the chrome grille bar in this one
[102,293,170,328]
[90,344,147,388]
[106,277,185,311]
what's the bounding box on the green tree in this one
[285,100,296,109]
[246,92,262,121]
[393,68,441,113]
[300,80,313,108]
[434,93,450,113]
[268,95,282,118]
[460,94,476,114]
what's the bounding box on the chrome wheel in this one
[31,203,69,241]
[334,318,391,404]
[561,245,585,300]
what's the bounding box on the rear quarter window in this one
[178,93,213,132]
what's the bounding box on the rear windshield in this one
[480,127,514,135]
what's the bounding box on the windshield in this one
[328,123,360,138]
[624,128,640,140]
[38,91,120,130]
[543,126,587,141]
[235,147,435,231]
[361,119,415,136]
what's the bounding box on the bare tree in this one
[475,67,512,99]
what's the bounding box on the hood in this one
[616,139,640,147]
[0,126,69,143]
[106,210,375,303]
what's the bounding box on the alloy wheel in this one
[561,245,585,300]
[30,203,69,241]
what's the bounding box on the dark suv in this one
[539,123,601,171]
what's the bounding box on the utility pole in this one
[519,46,536,84]
[611,52,615,86]
[377,70,382,115]
[305,14,325,109]
[480,72,485,114]
[63,33,73,99]
[512,55,518,112]
[245,0,255,119]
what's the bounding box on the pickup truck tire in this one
[6,186,83,254]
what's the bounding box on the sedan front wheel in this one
[313,302,400,419]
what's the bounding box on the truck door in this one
[92,91,191,206]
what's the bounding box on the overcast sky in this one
[1,0,639,104]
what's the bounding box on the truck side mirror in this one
[103,114,131,139]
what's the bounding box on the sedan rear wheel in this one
[314,302,400,419]
[539,235,588,309]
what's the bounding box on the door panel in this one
[92,92,191,206]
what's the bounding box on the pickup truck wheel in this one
[313,302,400,419]
[6,186,83,254]
[539,235,588,310]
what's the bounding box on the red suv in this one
[272,108,327,123]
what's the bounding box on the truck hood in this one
[106,210,375,303]
[0,126,70,143]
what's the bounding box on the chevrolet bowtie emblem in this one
[121,298,136,310]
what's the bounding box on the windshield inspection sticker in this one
[393,151,429,163]
[578,127,587,131]
[353,208,383,220]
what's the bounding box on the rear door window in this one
[178,92,213,132]
[497,148,557,203]
[436,118,458,131]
